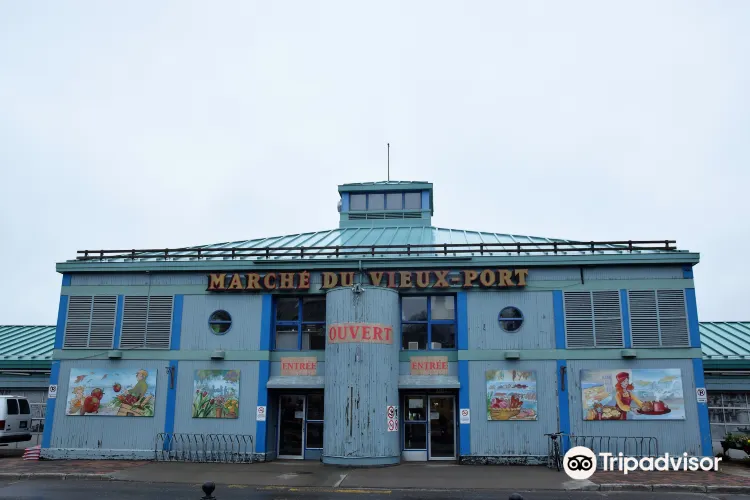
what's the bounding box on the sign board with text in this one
[410,356,449,375]
[328,323,394,345]
[280,357,318,376]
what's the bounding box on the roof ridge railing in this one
[74,240,678,261]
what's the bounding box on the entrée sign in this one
[207,269,529,292]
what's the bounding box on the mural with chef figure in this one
[581,369,685,421]
[65,368,156,417]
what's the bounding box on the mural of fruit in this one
[113,383,122,393]
[91,388,104,400]
[82,396,100,414]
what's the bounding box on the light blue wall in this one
[180,295,263,351]
[172,360,259,441]
[468,360,558,458]
[467,291,554,350]
[46,360,167,459]
[567,358,701,456]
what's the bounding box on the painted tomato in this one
[83,396,100,414]
[91,388,104,400]
[113,383,122,393]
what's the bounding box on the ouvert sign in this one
[206,268,529,292]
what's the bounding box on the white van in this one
[0,396,32,444]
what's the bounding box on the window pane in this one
[402,297,427,321]
[724,409,750,425]
[19,399,30,415]
[350,194,366,211]
[386,193,403,210]
[307,393,324,421]
[431,296,455,320]
[402,323,427,350]
[709,408,725,424]
[404,423,427,449]
[306,422,324,449]
[431,324,456,349]
[6,399,18,415]
[210,322,231,334]
[710,424,727,440]
[499,306,523,319]
[368,193,385,210]
[210,310,231,322]
[302,324,326,351]
[404,192,421,209]
[708,393,723,407]
[302,296,325,322]
[405,397,426,421]
[276,298,299,321]
[275,326,298,350]
[724,394,747,408]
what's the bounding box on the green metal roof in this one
[338,180,432,190]
[700,322,750,361]
[0,325,55,368]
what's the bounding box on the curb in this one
[596,483,750,493]
[0,472,117,481]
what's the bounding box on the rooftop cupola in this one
[337,181,433,228]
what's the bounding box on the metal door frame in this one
[277,394,306,460]
[427,395,456,460]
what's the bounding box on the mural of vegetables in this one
[65,368,156,417]
[192,370,240,419]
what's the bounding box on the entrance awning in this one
[266,376,325,389]
[398,375,460,389]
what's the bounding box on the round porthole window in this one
[498,307,523,332]
[209,310,232,335]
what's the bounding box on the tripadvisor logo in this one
[563,446,722,480]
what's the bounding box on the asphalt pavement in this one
[1,480,750,500]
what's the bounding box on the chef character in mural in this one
[127,370,149,399]
[68,385,85,414]
[615,371,643,419]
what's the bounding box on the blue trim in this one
[113,295,124,348]
[685,288,701,348]
[401,295,458,350]
[556,359,570,452]
[164,360,178,443]
[682,265,694,279]
[341,193,350,212]
[170,295,183,350]
[256,360,270,454]
[620,290,632,348]
[553,291,565,349]
[61,274,71,287]
[54,295,69,350]
[421,190,429,210]
[458,360,470,456]
[692,358,712,457]
[456,292,468,350]
[41,361,60,449]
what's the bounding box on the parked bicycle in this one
[545,432,564,471]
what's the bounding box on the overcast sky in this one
[1,2,748,324]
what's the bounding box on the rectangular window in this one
[19,399,30,415]
[120,296,174,349]
[386,192,403,210]
[274,297,326,350]
[350,194,366,211]
[63,295,118,349]
[401,295,456,350]
[404,192,421,210]
[629,289,689,347]
[368,193,385,210]
[708,392,750,441]
[6,399,18,415]
[306,392,324,449]
[564,291,624,348]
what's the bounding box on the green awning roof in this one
[0,325,55,369]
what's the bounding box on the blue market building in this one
[41,180,714,464]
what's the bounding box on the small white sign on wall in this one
[460,408,470,424]
[256,406,267,421]
[696,388,707,403]
[48,385,58,399]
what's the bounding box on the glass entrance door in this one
[427,396,456,460]
[278,395,305,458]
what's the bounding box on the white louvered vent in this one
[657,289,689,346]
[564,292,595,348]
[592,291,624,347]
[121,296,173,349]
[63,295,116,348]
[628,289,689,347]
[564,291,624,348]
